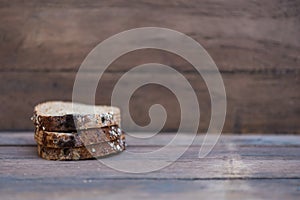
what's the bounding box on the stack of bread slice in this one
[32,101,126,160]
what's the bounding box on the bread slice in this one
[37,140,125,160]
[32,101,126,160]
[34,125,125,148]
[32,101,121,132]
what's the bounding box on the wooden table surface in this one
[1,132,300,200]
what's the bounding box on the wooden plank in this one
[0,179,299,200]
[0,72,299,133]
[1,146,300,179]
[1,133,299,199]
[0,0,299,72]
[0,0,299,133]
[0,132,35,146]
[1,134,300,180]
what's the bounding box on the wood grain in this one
[0,0,299,72]
[0,0,299,133]
[1,179,299,200]
[1,133,300,179]
[0,132,300,199]
[0,71,299,133]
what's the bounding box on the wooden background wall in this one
[0,0,299,133]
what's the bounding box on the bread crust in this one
[37,140,125,160]
[34,125,125,148]
[32,112,121,132]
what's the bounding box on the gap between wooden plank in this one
[1,132,300,146]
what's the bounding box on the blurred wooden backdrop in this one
[0,0,299,133]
